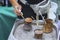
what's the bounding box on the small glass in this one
[34,29,43,39]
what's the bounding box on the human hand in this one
[14,5,23,16]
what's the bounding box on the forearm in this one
[9,0,19,7]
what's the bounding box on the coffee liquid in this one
[34,29,43,39]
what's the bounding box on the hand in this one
[14,5,22,16]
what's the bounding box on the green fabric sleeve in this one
[0,6,17,40]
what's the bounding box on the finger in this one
[19,5,22,10]
[15,6,22,12]
[14,9,21,16]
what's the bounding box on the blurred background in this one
[52,0,60,15]
[0,0,60,40]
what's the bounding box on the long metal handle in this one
[36,13,39,26]
[39,11,46,24]
[18,9,25,19]
[20,12,24,19]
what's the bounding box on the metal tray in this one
[10,19,58,40]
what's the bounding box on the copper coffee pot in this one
[23,17,32,31]
[43,19,53,33]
